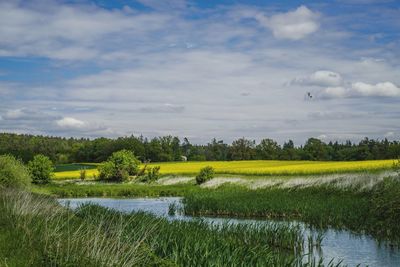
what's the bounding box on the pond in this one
[58,197,400,267]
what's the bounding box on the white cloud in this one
[0,1,171,60]
[351,82,400,97]
[2,108,59,121]
[56,117,85,129]
[291,70,343,87]
[318,82,400,99]
[256,6,319,40]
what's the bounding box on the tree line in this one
[1,132,399,164]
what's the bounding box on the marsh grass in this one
[183,177,400,243]
[0,188,348,266]
[0,188,158,266]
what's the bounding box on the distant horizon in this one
[0,1,399,144]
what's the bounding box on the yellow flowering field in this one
[53,159,396,179]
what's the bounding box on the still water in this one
[58,197,400,267]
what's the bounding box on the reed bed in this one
[0,189,158,266]
[183,176,400,243]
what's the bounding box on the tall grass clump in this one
[0,189,161,266]
[0,154,31,188]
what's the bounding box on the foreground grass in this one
[0,188,341,266]
[183,177,400,243]
[53,159,396,179]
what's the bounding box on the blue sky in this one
[0,0,399,144]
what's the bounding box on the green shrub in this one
[98,150,140,182]
[196,166,215,185]
[139,166,161,183]
[393,158,400,177]
[28,154,54,184]
[80,169,86,181]
[0,155,31,188]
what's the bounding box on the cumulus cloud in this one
[291,70,343,87]
[55,117,85,129]
[256,6,319,40]
[318,82,400,99]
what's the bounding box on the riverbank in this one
[1,188,329,266]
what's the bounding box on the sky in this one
[0,0,399,144]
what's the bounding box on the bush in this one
[0,155,31,188]
[139,166,161,183]
[80,169,86,181]
[28,155,54,184]
[196,166,215,185]
[98,150,140,182]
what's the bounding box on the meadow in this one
[53,159,396,179]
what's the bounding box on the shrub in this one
[393,158,400,177]
[139,166,161,183]
[28,154,54,184]
[196,166,215,185]
[80,169,86,181]
[0,155,31,188]
[98,150,140,182]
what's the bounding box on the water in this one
[58,197,400,267]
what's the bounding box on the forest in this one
[1,132,399,164]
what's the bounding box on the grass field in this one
[54,159,396,179]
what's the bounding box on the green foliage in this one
[28,154,54,184]
[1,132,400,163]
[195,166,214,185]
[393,158,400,176]
[80,169,86,181]
[0,154,31,188]
[98,150,140,182]
[139,166,161,183]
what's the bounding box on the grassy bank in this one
[34,183,198,198]
[183,177,400,243]
[0,188,342,266]
[53,159,395,179]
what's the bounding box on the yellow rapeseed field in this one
[53,159,396,179]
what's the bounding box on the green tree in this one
[302,138,329,161]
[28,154,54,184]
[229,138,256,160]
[98,150,140,182]
[0,155,31,188]
[256,138,281,159]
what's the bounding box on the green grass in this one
[33,182,199,198]
[183,177,400,243]
[54,163,99,172]
[0,188,343,266]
